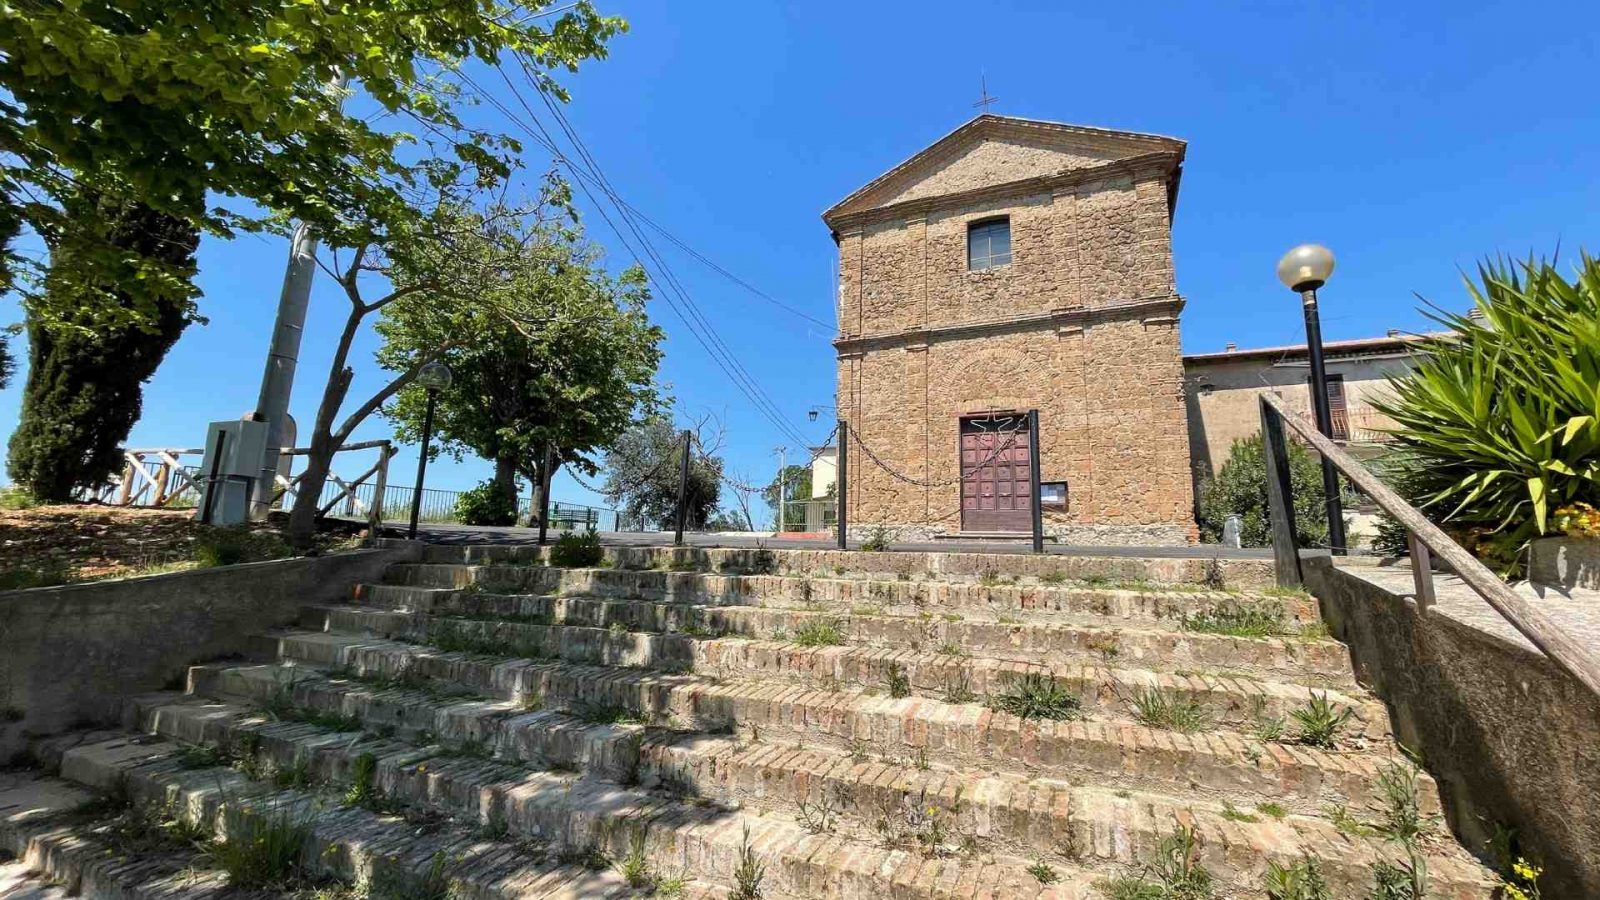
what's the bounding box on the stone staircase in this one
[0,545,1500,898]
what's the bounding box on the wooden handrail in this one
[1259,391,1600,697]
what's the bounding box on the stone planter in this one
[1529,535,1600,592]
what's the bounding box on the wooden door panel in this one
[959,413,1032,532]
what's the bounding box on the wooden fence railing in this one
[1259,391,1600,697]
[105,440,395,539]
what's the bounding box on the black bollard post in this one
[673,429,692,546]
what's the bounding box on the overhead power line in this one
[470,59,815,451]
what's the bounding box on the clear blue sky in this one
[2,0,1596,520]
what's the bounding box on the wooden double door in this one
[959,412,1032,533]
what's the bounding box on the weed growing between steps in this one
[728,824,766,900]
[882,662,911,698]
[1129,688,1212,734]
[548,529,604,568]
[986,671,1081,721]
[1264,855,1332,899]
[1094,820,1214,899]
[1180,601,1287,638]
[209,803,313,889]
[1289,692,1355,748]
[794,618,845,647]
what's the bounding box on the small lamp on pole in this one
[407,360,453,540]
[1276,244,1347,555]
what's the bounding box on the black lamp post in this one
[407,360,453,540]
[1276,243,1347,555]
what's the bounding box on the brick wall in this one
[828,129,1195,544]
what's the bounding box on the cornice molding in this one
[825,151,1180,233]
[833,295,1185,355]
[823,114,1186,225]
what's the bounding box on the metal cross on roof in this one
[973,74,998,113]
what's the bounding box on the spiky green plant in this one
[987,672,1081,721]
[1373,253,1600,569]
[1291,692,1355,748]
[1265,855,1332,900]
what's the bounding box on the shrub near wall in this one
[1374,254,1600,568]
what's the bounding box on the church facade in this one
[823,114,1196,544]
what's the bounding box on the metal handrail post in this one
[673,429,692,546]
[836,420,848,550]
[1028,409,1044,554]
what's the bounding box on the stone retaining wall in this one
[0,544,421,764]
[1304,556,1600,896]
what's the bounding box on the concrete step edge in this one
[193,652,1437,819]
[54,732,1110,900]
[133,699,1495,898]
[283,617,1380,735]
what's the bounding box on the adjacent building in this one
[823,115,1196,544]
[1181,331,1437,493]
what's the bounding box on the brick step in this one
[372,566,1322,630]
[0,769,238,899]
[410,543,1276,589]
[45,733,701,899]
[193,651,1435,818]
[59,727,1104,899]
[290,613,1382,735]
[327,587,1352,687]
[132,697,1495,899]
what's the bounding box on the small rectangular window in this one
[967,218,1011,271]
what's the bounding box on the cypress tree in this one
[0,202,18,390]
[6,195,199,501]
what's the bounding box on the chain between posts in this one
[846,423,1025,489]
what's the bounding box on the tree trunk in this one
[287,308,360,550]
[494,455,518,499]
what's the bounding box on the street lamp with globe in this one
[407,360,453,539]
[1276,244,1346,554]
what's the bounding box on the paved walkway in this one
[1331,558,1600,657]
[378,520,1275,559]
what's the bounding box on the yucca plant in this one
[1373,253,1600,568]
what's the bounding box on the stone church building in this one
[823,114,1196,544]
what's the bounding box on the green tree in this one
[762,464,813,511]
[0,0,624,327]
[601,419,721,529]
[1197,434,1337,549]
[284,182,582,547]
[1374,254,1600,545]
[6,195,198,500]
[377,214,664,518]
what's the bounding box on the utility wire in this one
[514,59,813,450]
[474,60,813,451]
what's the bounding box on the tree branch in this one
[332,343,458,444]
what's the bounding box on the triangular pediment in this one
[824,115,1184,224]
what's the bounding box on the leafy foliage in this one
[1264,856,1332,900]
[763,464,813,511]
[0,0,624,328]
[548,528,603,567]
[454,479,519,527]
[1289,692,1354,749]
[6,196,197,501]
[1197,435,1342,549]
[379,208,663,502]
[601,419,721,529]
[1374,253,1600,552]
[287,186,598,547]
[986,672,1081,721]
